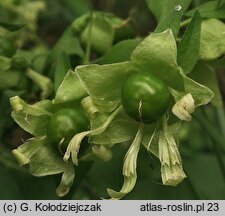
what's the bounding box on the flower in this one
[158,123,186,186]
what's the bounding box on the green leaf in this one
[54,70,87,104]
[186,1,225,19]
[94,39,141,65]
[26,68,54,99]
[80,13,115,54]
[12,136,46,166]
[155,5,184,37]
[75,61,135,106]
[11,111,49,136]
[12,137,75,197]
[199,19,225,60]
[89,110,139,145]
[12,135,75,197]
[53,52,71,91]
[131,29,184,90]
[181,70,214,107]
[146,0,192,22]
[178,11,201,74]
[29,143,66,177]
[10,96,52,136]
[46,28,84,77]
[189,62,222,107]
[53,28,84,57]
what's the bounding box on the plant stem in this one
[83,12,93,65]
[180,18,191,28]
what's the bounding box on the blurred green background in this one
[0,0,225,200]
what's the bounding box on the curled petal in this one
[107,124,144,199]
[56,163,75,197]
[161,163,186,186]
[63,106,122,165]
[159,119,186,186]
[172,93,195,121]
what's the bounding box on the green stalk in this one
[180,18,191,28]
[83,12,93,64]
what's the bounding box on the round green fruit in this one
[47,108,89,150]
[121,73,170,124]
